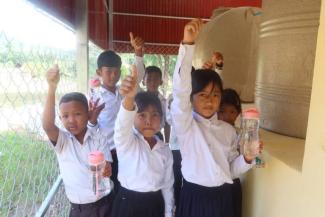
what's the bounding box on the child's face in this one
[143,73,162,92]
[59,101,88,139]
[192,82,221,119]
[97,66,121,89]
[134,105,161,139]
[218,104,240,126]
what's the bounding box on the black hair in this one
[135,91,163,117]
[97,50,122,69]
[59,92,88,111]
[191,68,223,98]
[221,88,242,113]
[145,66,162,79]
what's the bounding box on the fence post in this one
[35,175,63,217]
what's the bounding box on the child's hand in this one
[46,64,60,87]
[88,98,105,125]
[183,19,203,44]
[102,162,112,178]
[211,51,224,68]
[119,65,138,99]
[130,32,144,56]
[202,60,214,70]
[244,140,264,163]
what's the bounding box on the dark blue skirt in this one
[177,179,234,217]
[111,186,164,217]
[172,150,182,209]
[232,178,242,217]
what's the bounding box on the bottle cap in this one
[243,108,260,119]
[88,151,104,165]
[89,77,101,88]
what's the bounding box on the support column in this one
[75,0,89,93]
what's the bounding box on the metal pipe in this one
[35,175,63,217]
[108,0,114,49]
[112,12,211,21]
[113,40,179,47]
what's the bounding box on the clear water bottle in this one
[238,108,265,167]
[88,151,111,198]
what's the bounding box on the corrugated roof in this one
[28,0,261,54]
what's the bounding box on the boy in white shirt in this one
[89,33,145,192]
[42,65,113,217]
[111,66,174,217]
[142,66,170,142]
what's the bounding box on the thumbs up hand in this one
[46,64,60,88]
[119,65,138,99]
[130,32,144,57]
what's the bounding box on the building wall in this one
[243,0,325,216]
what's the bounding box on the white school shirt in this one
[114,104,174,217]
[51,127,113,204]
[90,86,122,151]
[89,56,145,150]
[166,95,180,150]
[171,44,253,187]
[158,92,167,129]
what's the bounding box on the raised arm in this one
[130,32,145,85]
[42,65,60,144]
[114,65,138,150]
[171,19,203,135]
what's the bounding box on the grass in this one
[0,131,61,216]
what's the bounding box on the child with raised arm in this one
[111,66,174,217]
[130,32,170,142]
[42,65,113,217]
[171,19,262,217]
[141,66,170,142]
[89,33,145,193]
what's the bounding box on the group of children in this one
[42,19,262,217]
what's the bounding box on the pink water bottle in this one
[88,151,108,198]
[89,77,101,94]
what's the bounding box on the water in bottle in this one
[88,151,111,198]
[238,108,265,168]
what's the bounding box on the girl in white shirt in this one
[219,88,243,217]
[112,66,174,217]
[171,19,261,217]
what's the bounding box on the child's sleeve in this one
[114,103,137,153]
[171,44,195,135]
[228,131,255,178]
[135,56,145,85]
[49,129,69,153]
[161,150,175,217]
[97,131,113,162]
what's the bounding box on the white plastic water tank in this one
[193,7,262,102]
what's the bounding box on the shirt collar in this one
[67,127,93,143]
[192,111,219,125]
[132,127,165,149]
[99,85,120,96]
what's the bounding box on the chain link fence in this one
[0,5,177,217]
[0,30,74,217]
